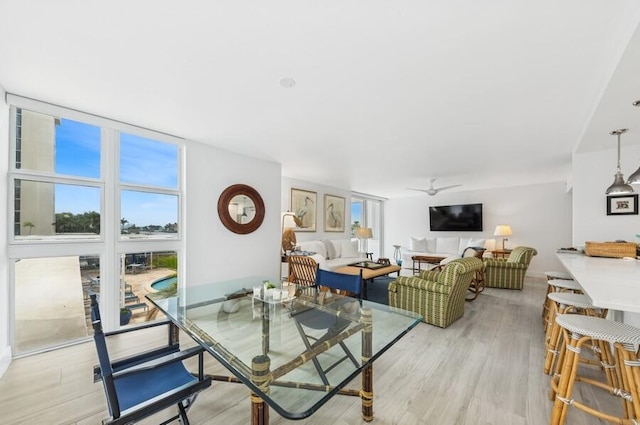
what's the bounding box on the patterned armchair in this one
[483,246,537,290]
[388,257,484,328]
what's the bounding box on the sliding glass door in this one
[351,195,384,259]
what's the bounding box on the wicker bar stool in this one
[550,314,640,425]
[542,278,582,329]
[543,292,607,375]
[543,271,574,321]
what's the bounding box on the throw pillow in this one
[426,237,437,252]
[341,239,360,258]
[322,240,337,260]
[298,240,326,259]
[437,237,460,255]
[331,240,342,258]
[468,238,485,248]
[457,237,471,254]
[410,237,427,252]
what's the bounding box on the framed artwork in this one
[606,194,639,215]
[324,194,346,232]
[291,188,317,231]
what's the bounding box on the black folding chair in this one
[292,268,363,385]
[90,294,211,425]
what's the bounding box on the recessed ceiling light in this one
[279,77,296,88]
[633,100,640,107]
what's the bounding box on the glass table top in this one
[147,276,422,419]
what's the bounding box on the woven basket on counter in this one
[584,241,637,258]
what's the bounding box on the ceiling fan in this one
[407,178,462,196]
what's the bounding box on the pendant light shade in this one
[626,166,640,185]
[628,101,640,185]
[606,129,634,195]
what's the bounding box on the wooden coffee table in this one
[334,263,401,300]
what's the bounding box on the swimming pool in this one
[150,275,177,291]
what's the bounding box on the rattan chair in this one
[483,246,537,290]
[288,255,319,296]
[388,257,483,328]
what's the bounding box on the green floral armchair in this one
[388,257,484,328]
[483,246,537,290]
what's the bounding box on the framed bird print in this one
[324,194,345,232]
[291,188,317,232]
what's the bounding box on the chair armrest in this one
[104,319,172,337]
[390,276,449,295]
[111,346,206,380]
[94,345,184,382]
[484,260,527,270]
[483,258,506,265]
[418,269,441,281]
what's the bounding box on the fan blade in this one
[434,184,462,193]
[406,188,433,193]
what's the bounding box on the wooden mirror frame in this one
[217,184,265,234]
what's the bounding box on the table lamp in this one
[281,212,303,254]
[356,227,373,256]
[493,225,512,250]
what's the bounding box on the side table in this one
[411,255,446,275]
[491,249,512,259]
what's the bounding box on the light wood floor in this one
[0,277,622,424]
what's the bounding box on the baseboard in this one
[0,345,12,378]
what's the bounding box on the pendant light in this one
[605,128,634,195]
[625,101,640,185]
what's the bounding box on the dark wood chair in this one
[462,246,486,301]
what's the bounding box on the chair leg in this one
[294,320,330,385]
[339,341,359,368]
[178,402,190,425]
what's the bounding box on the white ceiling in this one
[1,1,640,198]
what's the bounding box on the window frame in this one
[7,94,185,338]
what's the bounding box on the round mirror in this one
[217,184,265,234]
[229,195,256,224]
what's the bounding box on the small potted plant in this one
[120,307,132,325]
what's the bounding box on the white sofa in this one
[296,239,365,270]
[400,236,496,275]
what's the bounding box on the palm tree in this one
[23,221,35,235]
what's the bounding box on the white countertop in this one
[556,252,640,313]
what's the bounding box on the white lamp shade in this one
[356,227,373,239]
[281,213,298,230]
[493,225,513,237]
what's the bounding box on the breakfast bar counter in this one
[556,252,640,313]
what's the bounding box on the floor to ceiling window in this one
[7,95,184,356]
[351,194,384,259]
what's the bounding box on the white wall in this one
[185,142,282,282]
[281,177,353,242]
[573,145,640,245]
[0,87,10,376]
[385,182,573,278]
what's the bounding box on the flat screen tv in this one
[429,203,483,232]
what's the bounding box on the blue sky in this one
[54,118,178,227]
[351,202,362,225]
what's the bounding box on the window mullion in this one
[101,127,118,330]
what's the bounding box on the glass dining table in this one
[147,276,422,425]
